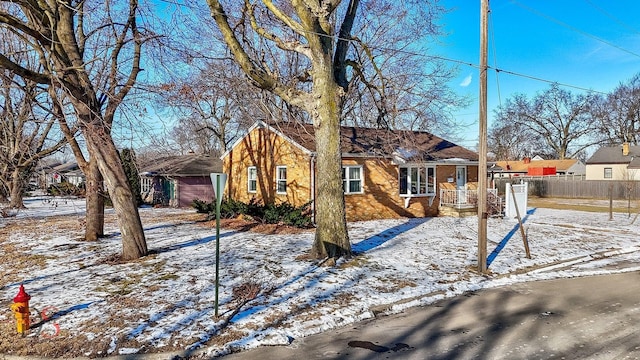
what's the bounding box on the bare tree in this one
[204,0,452,261]
[337,2,466,135]
[488,120,536,161]
[491,85,599,160]
[594,73,640,146]
[157,60,258,155]
[0,68,67,208]
[0,0,149,260]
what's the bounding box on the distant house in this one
[493,156,585,178]
[221,120,481,221]
[44,162,84,188]
[139,154,222,207]
[585,143,640,180]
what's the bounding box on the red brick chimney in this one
[523,157,531,164]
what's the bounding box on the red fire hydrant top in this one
[13,284,31,303]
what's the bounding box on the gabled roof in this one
[495,159,580,172]
[51,162,80,173]
[629,157,640,169]
[224,120,478,162]
[140,154,222,177]
[586,145,640,165]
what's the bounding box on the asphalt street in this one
[222,271,640,360]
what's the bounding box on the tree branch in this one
[334,0,359,89]
[261,0,305,35]
[245,0,311,58]
[206,0,309,108]
[0,53,51,84]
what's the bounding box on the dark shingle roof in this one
[266,121,478,162]
[586,145,640,164]
[140,154,222,176]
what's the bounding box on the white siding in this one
[585,164,640,180]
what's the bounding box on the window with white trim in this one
[604,167,612,179]
[247,166,257,193]
[276,166,287,194]
[399,166,435,195]
[343,166,363,194]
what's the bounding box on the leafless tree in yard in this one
[156,60,260,155]
[0,0,153,260]
[337,2,466,135]
[0,65,68,208]
[203,0,454,261]
[491,84,600,160]
[593,73,640,146]
[488,108,547,160]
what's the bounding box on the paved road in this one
[222,271,640,360]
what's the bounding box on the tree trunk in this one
[83,120,147,260]
[84,160,105,241]
[8,168,25,209]
[310,79,351,260]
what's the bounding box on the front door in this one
[456,166,467,190]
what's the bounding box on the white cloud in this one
[460,73,473,87]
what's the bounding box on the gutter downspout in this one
[310,153,316,224]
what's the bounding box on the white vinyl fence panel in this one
[505,182,528,218]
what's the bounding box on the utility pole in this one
[477,0,489,273]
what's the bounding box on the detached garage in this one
[139,154,222,207]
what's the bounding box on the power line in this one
[583,0,640,36]
[424,54,608,94]
[488,6,502,107]
[509,0,640,59]
[208,5,613,95]
[486,66,608,95]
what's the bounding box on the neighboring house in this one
[221,120,480,221]
[585,143,640,181]
[45,162,84,187]
[493,156,585,178]
[139,154,222,207]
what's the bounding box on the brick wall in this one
[223,126,313,207]
[342,160,478,221]
[223,125,479,221]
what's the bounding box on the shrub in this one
[47,181,84,196]
[192,198,313,228]
[282,202,313,228]
[220,198,249,218]
[193,199,215,214]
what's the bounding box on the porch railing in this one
[439,188,502,213]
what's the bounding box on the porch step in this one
[438,206,477,217]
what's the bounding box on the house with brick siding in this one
[221,120,480,221]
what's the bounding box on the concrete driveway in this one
[222,271,640,360]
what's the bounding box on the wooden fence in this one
[494,177,640,200]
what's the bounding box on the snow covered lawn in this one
[0,196,639,358]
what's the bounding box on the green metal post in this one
[215,175,221,317]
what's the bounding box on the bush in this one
[220,198,249,218]
[279,202,313,228]
[192,198,313,228]
[193,199,215,214]
[47,181,84,196]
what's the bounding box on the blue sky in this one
[436,0,640,148]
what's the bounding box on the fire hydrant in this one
[10,284,31,335]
